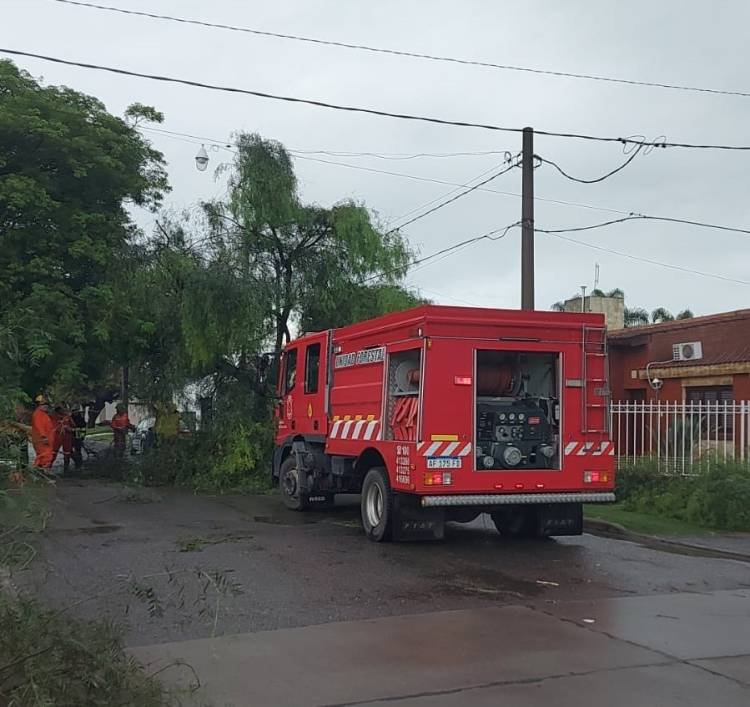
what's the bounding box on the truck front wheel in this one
[361,467,393,542]
[279,456,307,511]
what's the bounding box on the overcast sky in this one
[4,0,750,316]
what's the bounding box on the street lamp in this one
[195,144,209,172]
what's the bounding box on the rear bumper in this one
[420,492,615,507]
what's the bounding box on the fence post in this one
[723,400,728,462]
[656,399,661,473]
[698,400,703,471]
[690,400,695,475]
[625,402,630,464]
[672,400,679,474]
[681,400,686,475]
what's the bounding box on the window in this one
[686,386,733,434]
[284,348,297,393]
[304,343,321,394]
[685,386,733,404]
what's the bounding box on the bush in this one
[132,419,274,492]
[0,594,174,707]
[616,459,750,531]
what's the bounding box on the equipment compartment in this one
[386,349,421,441]
[474,350,560,471]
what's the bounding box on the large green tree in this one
[203,133,416,354]
[0,60,168,408]
[122,134,421,487]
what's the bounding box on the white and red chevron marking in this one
[417,441,472,457]
[329,419,381,441]
[564,440,614,456]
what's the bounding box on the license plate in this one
[427,457,462,469]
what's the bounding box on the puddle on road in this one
[252,515,319,526]
[423,566,544,601]
[252,508,360,527]
[176,532,254,552]
[74,524,121,534]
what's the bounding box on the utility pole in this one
[521,127,534,310]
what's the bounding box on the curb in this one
[583,518,750,563]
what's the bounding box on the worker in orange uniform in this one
[110,403,135,458]
[54,404,75,473]
[30,394,57,469]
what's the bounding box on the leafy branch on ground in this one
[0,483,206,706]
[0,593,183,707]
[0,480,51,573]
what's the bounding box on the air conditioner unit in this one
[672,341,703,362]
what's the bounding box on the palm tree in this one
[651,307,675,323]
[624,307,649,327]
[550,288,691,327]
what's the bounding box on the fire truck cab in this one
[274,305,615,542]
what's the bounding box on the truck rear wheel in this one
[361,467,393,542]
[279,456,307,511]
[491,507,538,538]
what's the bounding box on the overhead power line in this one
[140,126,513,160]
[4,48,750,151]
[536,214,750,237]
[137,123,750,242]
[291,149,507,161]
[138,123,750,236]
[536,216,750,285]
[49,0,750,100]
[387,159,518,231]
[536,144,645,184]
[138,124,636,217]
[542,231,750,286]
[384,163,505,228]
[363,222,521,284]
[288,153,627,215]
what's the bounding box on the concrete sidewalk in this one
[131,589,750,706]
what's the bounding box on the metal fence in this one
[610,401,750,473]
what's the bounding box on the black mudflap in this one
[392,494,445,541]
[536,503,583,537]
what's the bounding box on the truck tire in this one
[360,467,393,542]
[490,507,538,538]
[279,456,307,511]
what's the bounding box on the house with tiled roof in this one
[608,309,750,403]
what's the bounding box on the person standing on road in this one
[54,403,75,473]
[70,404,86,469]
[30,394,57,469]
[110,403,135,458]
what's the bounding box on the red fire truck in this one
[273,305,615,542]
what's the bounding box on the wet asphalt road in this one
[20,479,750,648]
